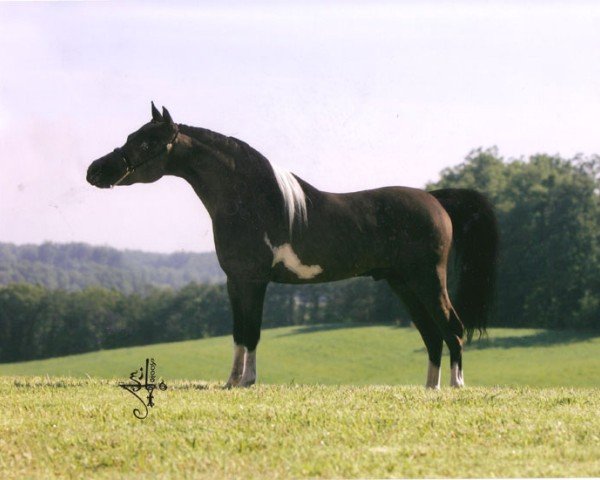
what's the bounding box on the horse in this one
[87,103,499,389]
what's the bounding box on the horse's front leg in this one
[224,344,245,388]
[225,278,268,388]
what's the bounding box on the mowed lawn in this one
[0,325,599,387]
[1,378,599,478]
[1,327,600,478]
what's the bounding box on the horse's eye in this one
[140,142,149,151]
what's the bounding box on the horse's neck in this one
[166,134,236,217]
[167,128,323,221]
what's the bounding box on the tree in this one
[429,149,600,329]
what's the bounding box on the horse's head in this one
[86,102,179,188]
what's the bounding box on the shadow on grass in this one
[467,329,600,350]
[273,322,405,337]
[272,323,599,351]
[168,381,210,390]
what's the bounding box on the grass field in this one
[2,326,600,478]
[1,325,599,387]
[1,378,599,478]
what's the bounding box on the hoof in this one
[223,378,255,389]
[224,375,241,389]
[238,378,256,388]
[450,364,464,388]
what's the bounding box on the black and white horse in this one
[87,103,498,389]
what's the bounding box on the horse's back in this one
[268,184,452,283]
[317,185,451,240]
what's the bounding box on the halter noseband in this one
[112,130,179,187]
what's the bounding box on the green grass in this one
[1,325,599,387]
[1,377,599,478]
[2,327,600,478]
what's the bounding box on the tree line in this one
[0,279,405,362]
[0,242,225,292]
[0,150,598,362]
[429,149,599,330]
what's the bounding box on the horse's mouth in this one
[87,160,119,189]
[90,180,113,189]
[86,168,111,188]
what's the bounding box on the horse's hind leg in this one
[388,278,443,389]
[408,267,466,388]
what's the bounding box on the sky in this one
[1,1,599,253]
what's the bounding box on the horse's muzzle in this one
[86,160,110,188]
[86,150,123,189]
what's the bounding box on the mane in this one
[269,162,308,234]
[178,124,308,235]
[178,124,243,156]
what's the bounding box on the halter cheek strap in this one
[112,157,134,187]
[112,130,179,187]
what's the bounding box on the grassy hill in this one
[2,325,599,387]
[3,326,600,478]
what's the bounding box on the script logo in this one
[118,358,167,420]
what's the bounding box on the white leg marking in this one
[450,362,465,388]
[239,349,257,387]
[264,234,323,279]
[225,344,245,388]
[425,361,441,389]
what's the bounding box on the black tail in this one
[430,188,499,342]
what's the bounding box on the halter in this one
[112,130,179,187]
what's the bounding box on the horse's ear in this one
[162,106,174,126]
[151,101,163,123]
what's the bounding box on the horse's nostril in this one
[87,165,101,185]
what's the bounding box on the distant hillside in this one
[2,325,600,387]
[0,242,225,293]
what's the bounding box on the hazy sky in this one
[1,1,599,253]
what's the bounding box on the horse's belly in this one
[267,241,397,284]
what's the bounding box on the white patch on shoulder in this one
[264,234,323,279]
